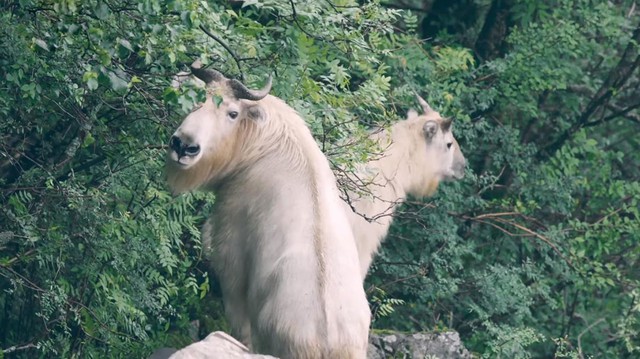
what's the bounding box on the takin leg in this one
[221,289,252,347]
[248,281,368,358]
[252,330,367,359]
[202,218,252,347]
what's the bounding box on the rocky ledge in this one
[150,330,471,359]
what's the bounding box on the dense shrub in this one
[1,1,638,357]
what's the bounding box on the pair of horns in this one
[190,60,272,101]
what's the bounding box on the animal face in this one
[449,137,466,180]
[407,105,466,181]
[422,117,466,181]
[168,94,265,169]
[167,62,271,171]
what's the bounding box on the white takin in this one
[344,96,466,279]
[165,62,370,359]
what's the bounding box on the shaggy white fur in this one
[166,72,369,359]
[344,102,466,279]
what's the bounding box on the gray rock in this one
[167,331,277,359]
[368,331,472,359]
[150,330,471,359]
[148,347,178,359]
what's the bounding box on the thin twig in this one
[463,213,575,269]
[627,2,636,18]
[198,25,245,81]
[367,270,428,293]
[0,266,134,339]
[289,0,323,41]
[2,249,36,267]
[492,217,572,267]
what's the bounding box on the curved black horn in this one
[416,94,434,114]
[190,60,226,84]
[228,76,272,101]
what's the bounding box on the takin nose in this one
[169,135,201,158]
[452,158,466,179]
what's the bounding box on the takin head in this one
[165,60,272,194]
[399,95,466,197]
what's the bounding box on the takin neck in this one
[349,123,437,225]
[346,122,440,278]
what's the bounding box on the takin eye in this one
[447,142,453,149]
[228,111,239,120]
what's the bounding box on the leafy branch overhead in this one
[1,0,639,358]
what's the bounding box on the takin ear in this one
[407,109,419,119]
[423,120,438,139]
[246,104,267,123]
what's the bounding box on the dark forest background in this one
[1,0,639,357]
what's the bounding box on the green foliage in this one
[369,287,406,320]
[0,0,218,356]
[1,0,639,358]
[365,1,640,358]
[480,322,544,359]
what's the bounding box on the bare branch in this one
[2,343,38,354]
[463,212,574,269]
[542,23,640,156]
[600,102,640,125]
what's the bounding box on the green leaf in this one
[87,78,98,90]
[94,2,110,20]
[33,38,49,51]
[213,94,223,107]
[82,133,95,147]
[108,72,128,92]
